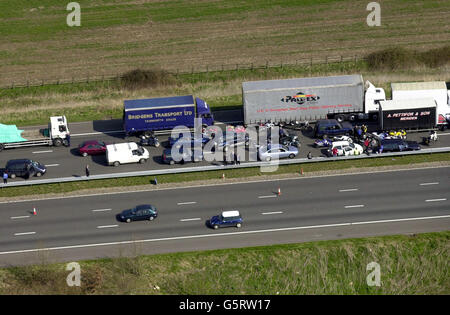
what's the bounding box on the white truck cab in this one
[49,116,70,146]
[106,142,149,166]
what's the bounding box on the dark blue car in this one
[118,204,158,223]
[209,210,243,229]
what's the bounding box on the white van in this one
[106,142,149,166]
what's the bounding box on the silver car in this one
[258,144,298,161]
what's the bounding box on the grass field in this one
[1,0,449,87]
[1,231,448,294]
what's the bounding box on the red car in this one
[78,140,107,157]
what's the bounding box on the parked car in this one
[162,148,203,165]
[258,144,298,161]
[378,139,421,152]
[327,141,363,157]
[215,132,249,152]
[314,119,353,139]
[78,140,107,157]
[209,210,243,229]
[169,133,211,149]
[118,204,158,223]
[139,135,160,147]
[2,159,46,179]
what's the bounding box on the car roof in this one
[135,204,152,210]
[222,210,240,217]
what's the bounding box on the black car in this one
[4,159,46,179]
[379,139,421,152]
[118,204,158,223]
[162,148,203,165]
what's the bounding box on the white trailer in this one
[391,81,450,129]
[0,116,70,152]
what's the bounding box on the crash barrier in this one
[1,146,450,188]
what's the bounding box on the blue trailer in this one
[123,95,214,137]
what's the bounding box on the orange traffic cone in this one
[32,207,37,215]
[277,188,281,196]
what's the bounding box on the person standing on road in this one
[332,147,338,157]
[85,164,90,178]
[236,153,241,165]
[307,152,312,159]
[364,138,370,154]
[66,133,71,147]
[3,171,8,184]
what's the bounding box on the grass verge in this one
[1,152,449,199]
[1,231,448,294]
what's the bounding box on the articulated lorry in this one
[242,75,450,130]
[0,116,70,152]
[123,95,214,137]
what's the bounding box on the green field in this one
[1,0,449,87]
[1,231,448,294]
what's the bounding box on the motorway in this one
[1,108,450,183]
[0,166,448,266]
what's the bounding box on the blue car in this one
[169,133,211,149]
[209,210,243,229]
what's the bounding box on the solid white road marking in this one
[339,188,358,192]
[345,205,365,208]
[180,218,202,222]
[10,216,30,220]
[419,182,439,186]
[1,214,449,256]
[425,198,447,202]
[258,195,277,199]
[92,208,112,212]
[14,232,36,236]
[177,202,197,205]
[262,211,283,215]
[97,225,118,229]
[32,150,53,154]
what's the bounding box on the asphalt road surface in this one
[1,109,450,183]
[0,166,448,266]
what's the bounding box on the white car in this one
[332,135,353,143]
[328,141,363,157]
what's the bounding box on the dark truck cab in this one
[314,119,353,139]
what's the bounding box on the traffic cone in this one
[32,207,37,215]
[277,188,281,196]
